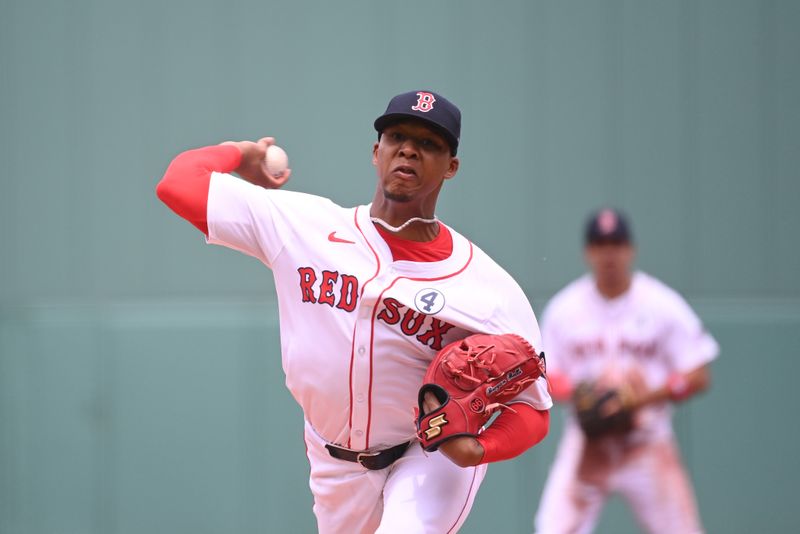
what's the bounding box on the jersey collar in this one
[357,204,473,279]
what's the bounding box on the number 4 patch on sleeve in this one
[415,288,446,315]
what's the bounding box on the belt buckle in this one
[356,451,380,468]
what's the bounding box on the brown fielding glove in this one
[415,333,546,452]
[573,382,635,438]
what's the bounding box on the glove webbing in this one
[443,344,500,385]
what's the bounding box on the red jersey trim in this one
[347,205,475,449]
[347,206,383,449]
[364,242,475,448]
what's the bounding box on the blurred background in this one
[1,0,798,532]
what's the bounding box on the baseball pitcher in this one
[157,91,552,533]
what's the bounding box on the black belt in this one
[325,441,410,470]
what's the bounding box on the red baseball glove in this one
[415,333,546,452]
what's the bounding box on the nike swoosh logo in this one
[328,231,355,244]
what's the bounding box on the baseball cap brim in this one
[374,113,459,155]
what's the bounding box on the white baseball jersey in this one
[206,172,552,452]
[534,271,718,534]
[541,271,718,442]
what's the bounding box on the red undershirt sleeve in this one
[155,144,242,236]
[476,404,549,463]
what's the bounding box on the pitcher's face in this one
[372,120,458,205]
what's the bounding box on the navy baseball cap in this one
[374,90,461,155]
[584,208,633,244]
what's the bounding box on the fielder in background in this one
[533,208,718,534]
[156,90,551,533]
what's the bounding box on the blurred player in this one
[533,208,718,534]
[157,90,551,533]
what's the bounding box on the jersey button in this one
[356,393,365,403]
[357,346,366,355]
[355,430,364,437]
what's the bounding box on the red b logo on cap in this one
[598,209,618,235]
[412,92,436,112]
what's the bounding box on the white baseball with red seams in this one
[265,144,289,176]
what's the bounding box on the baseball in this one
[265,144,289,177]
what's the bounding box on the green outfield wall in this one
[1,1,798,532]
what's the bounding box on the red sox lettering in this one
[619,339,657,359]
[297,267,456,351]
[571,337,658,360]
[376,297,455,351]
[297,267,359,312]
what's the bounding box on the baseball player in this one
[156,90,552,533]
[533,208,718,534]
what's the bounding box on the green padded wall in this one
[1,1,798,532]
